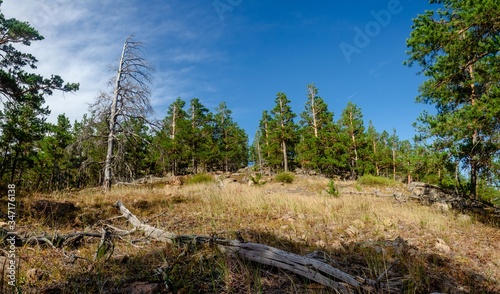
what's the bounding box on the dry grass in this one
[2,175,499,293]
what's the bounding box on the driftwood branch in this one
[2,229,102,248]
[114,200,373,293]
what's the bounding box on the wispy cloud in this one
[2,0,227,123]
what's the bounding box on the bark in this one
[104,38,127,192]
[4,229,102,248]
[468,64,478,199]
[282,140,288,173]
[349,111,358,179]
[392,148,396,181]
[372,139,380,176]
[256,136,263,173]
[264,120,270,157]
[308,85,318,138]
[279,97,288,173]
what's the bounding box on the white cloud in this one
[1,0,227,124]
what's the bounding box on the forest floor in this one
[1,175,499,293]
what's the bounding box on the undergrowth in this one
[357,174,400,187]
[186,173,214,185]
[275,172,295,183]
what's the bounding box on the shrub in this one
[275,172,295,183]
[326,179,339,197]
[249,173,263,185]
[186,173,214,185]
[357,175,398,187]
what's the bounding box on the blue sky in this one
[4,0,435,141]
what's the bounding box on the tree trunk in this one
[282,140,288,172]
[256,137,263,173]
[349,111,358,179]
[279,97,289,173]
[264,121,270,157]
[104,38,127,192]
[468,65,478,199]
[309,86,318,138]
[372,139,379,176]
[392,148,396,181]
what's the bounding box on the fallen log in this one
[114,200,375,293]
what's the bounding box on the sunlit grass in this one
[11,176,500,292]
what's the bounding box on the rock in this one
[457,214,471,223]
[166,176,182,186]
[432,202,450,213]
[434,238,451,254]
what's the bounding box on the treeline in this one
[251,84,456,186]
[0,98,248,191]
[1,1,499,201]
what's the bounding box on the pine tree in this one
[214,102,248,172]
[35,114,74,191]
[0,1,78,187]
[338,102,365,179]
[269,93,297,173]
[187,98,211,173]
[296,83,338,175]
[389,129,399,181]
[0,93,49,184]
[405,0,500,198]
[258,110,274,166]
[162,98,190,175]
[365,121,382,176]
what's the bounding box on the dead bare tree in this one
[91,35,153,192]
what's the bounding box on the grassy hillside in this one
[2,175,499,293]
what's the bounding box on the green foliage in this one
[275,172,295,183]
[214,102,249,172]
[249,173,263,185]
[0,3,78,189]
[265,93,298,173]
[338,102,366,179]
[296,83,343,177]
[357,175,399,187]
[186,174,214,185]
[405,0,500,198]
[326,179,339,197]
[478,182,500,206]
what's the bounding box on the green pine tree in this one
[269,93,298,173]
[405,0,500,198]
[338,102,366,179]
[296,83,339,175]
